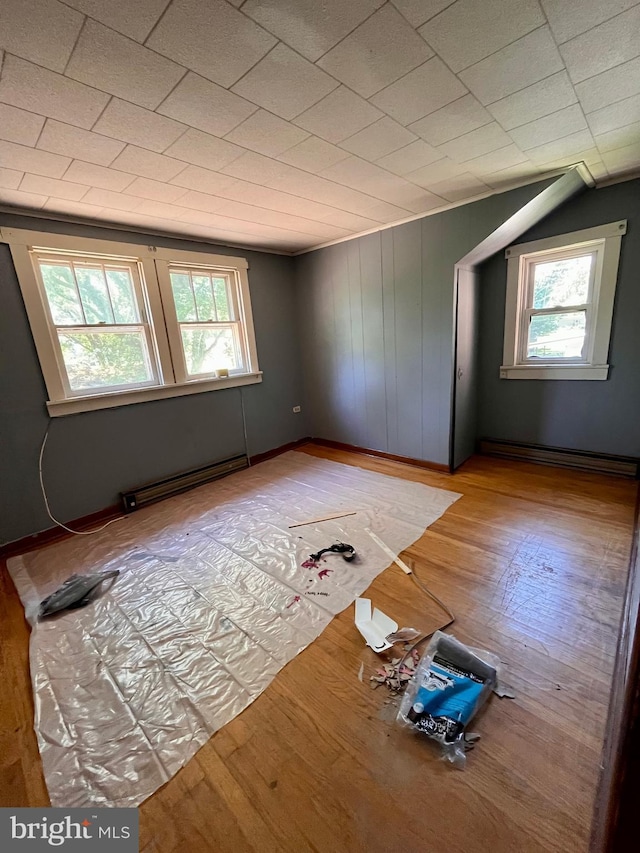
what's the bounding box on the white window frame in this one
[1,227,262,415]
[500,220,626,380]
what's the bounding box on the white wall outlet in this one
[293,406,301,413]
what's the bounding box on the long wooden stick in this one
[288,511,357,529]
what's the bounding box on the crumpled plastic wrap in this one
[7,451,461,808]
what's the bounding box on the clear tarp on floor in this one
[8,451,460,807]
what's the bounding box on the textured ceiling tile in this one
[340,118,418,161]
[43,198,105,217]
[320,155,393,188]
[601,141,640,173]
[405,157,466,187]
[438,122,512,162]
[0,104,45,146]
[0,188,48,208]
[408,94,492,146]
[509,105,588,150]
[225,110,309,157]
[0,0,84,72]
[0,56,110,129]
[169,165,238,196]
[419,0,544,72]
[459,27,564,105]
[541,0,638,44]
[426,172,490,201]
[156,72,258,137]
[487,71,577,129]
[107,146,186,182]
[231,44,339,120]
[219,150,296,185]
[390,0,457,28]
[586,94,640,136]
[317,4,433,98]
[277,136,350,172]
[533,146,602,169]
[62,161,136,191]
[0,140,70,178]
[294,87,383,143]
[123,177,189,203]
[81,188,142,210]
[526,129,597,164]
[371,57,467,125]
[146,0,276,88]
[575,56,640,114]
[219,179,348,222]
[164,129,244,171]
[62,0,172,43]
[214,199,331,237]
[134,199,189,220]
[93,100,187,153]
[242,0,385,62]
[65,20,186,110]
[483,162,541,187]
[376,139,442,175]
[594,122,640,153]
[0,167,23,190]
[37,120,125,166]
[20,174,89,201]
[178,190,238,215]
[462,144,529,174]
[559,6,640,84]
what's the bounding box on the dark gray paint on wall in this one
[478,178,640,457]
[0,215,307,543]
[295,180,553,465]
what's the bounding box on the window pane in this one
[532,255,592,309]
[181,326,241,375]
[192,274,216,321]
[58,328,153,390]
[75,266,114,324]
[213,277,231,321]
[106,268,138,323]
[40,262,83,324]
[170,271,196,321]
[527,311,586,359]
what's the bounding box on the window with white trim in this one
[2,227,261,415]
[500,220,626,380]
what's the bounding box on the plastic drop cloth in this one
[7,451,461,808]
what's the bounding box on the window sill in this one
[46,372,263,416]
[499,364,609,380]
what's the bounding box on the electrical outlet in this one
[293,406,301,413]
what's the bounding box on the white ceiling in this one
[0,0,639,253]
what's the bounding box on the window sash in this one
[516,246,601,365]
[31,251,163,397]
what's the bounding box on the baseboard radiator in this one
[479,439,639,478]
[121,454,249,512]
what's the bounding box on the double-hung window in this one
[3,227,261,415]
[500,220,626,380]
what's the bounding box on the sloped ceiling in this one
[0,0,638,253]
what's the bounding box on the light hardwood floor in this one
[1,446,637,852]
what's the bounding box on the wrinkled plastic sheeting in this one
[8,452,461,808]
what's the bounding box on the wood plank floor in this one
[1,446,637,852]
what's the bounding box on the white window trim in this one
[1,227,262,415]
[500,220,626,380]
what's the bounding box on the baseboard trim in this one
[1,438,313,560]
[249,437,312,466]
[310,438,451,473]
[479,438,639,478]
[0,504,124,560]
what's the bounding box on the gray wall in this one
[295,180,552,466]
[0,215,307,543]
[478,178,640,457]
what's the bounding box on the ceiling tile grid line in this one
[1,0,640,251]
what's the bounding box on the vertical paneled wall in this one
[296,181,551,465]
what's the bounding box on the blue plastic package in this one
[398,631,499,767]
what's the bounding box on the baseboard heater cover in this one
[479,439,639,478]
[121,454,249,512]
